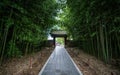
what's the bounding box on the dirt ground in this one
[67,47,120,75]
[0,47,54,75]
[0,47,119,75]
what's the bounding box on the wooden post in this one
[53,37,56,47]
[30,56,32,69]
[64,36,67,47]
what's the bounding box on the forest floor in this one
[67,47,120,75]
[0,47,119,75]
[0,47,54,75]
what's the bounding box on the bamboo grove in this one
[62,0,120,63]
[0,0,120,65]
[0,0,58,63]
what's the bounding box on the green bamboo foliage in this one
[63,0,120,63]
[0,0,58,64]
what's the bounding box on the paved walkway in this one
[38,46,83,75]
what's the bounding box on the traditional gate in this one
[50,30,67,47]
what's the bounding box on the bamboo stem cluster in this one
[64,0,120,63]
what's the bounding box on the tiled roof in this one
[51,30,67,35]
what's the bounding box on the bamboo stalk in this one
[115,32,120,57]
[109,35,112,60]
[0,9,13,64]
[0,27,9,65]
[25,42,29,56]
[0,19,4,57]
[96,32,100,58]
[99,24,107,63]
[105,26,109,62]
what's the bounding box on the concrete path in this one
[38,46,83,75]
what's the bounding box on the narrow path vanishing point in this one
[38,46,83,75]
